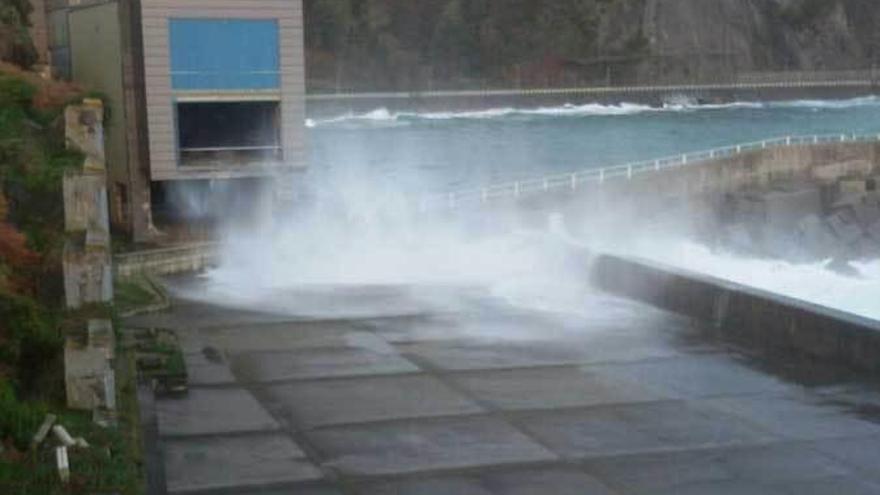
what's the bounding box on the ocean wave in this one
[305,95,880,128]
[629,240,880,322]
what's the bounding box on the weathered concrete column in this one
[62,99,113,308]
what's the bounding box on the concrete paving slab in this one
[769,476,880,495]
[157,388,278,437]
[585,449,734,493]
[516,407,666,459]
[448,366,667,411]
[231,348,420,382]
[232,484,345,495]
[701,395,880,441]
[360,477,494,495]
[806,435,880,477]
[586,355,794,399]
[183,351,236,386]
[716,444,853,482]
[307,416,557,476]
[518,400,770,459]
[163,434,322,494]
[482,467,619,495]
[259,375,484,428]
[397,341,596,371]
[614,401,774,449]
[643,479,787,495]
[398,335,689,372]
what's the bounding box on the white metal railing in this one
[420,133,880,211]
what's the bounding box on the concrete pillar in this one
[62,99,113,309]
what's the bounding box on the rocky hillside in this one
[305,0,880,92]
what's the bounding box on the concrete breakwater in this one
[591,253,880,374]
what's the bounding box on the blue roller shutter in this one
[169,18,280,90]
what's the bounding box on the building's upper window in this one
[169,18,280,90]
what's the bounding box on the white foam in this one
[304,95,880,129]
[627,239,880,322]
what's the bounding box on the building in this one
[44,0,306,242]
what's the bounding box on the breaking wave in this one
[628,240,880,322]
[305,96,880,129]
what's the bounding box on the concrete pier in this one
[126,279,880,495]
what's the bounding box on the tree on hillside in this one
[0,0,37,68]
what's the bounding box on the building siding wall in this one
[139,0,305,181]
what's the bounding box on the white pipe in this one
[56,447,70,484]
[53,425,75,447]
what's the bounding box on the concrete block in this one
[64,100,105,171]
[868,219,880,243]
[64,335,115,411]
[88,319,115,360]
[839,179,868,196]
[826,209,864,246]
[63,173,108,235]
[797,215,837,253]
[764,187,822,229]
[811,160,873,182]
[63,240,112,309]
[852,201,880,228]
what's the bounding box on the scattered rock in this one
[826,209,864,246]
[826,258,862,277]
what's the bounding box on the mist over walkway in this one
[127,277,880,495]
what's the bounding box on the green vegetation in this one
[0,342,144,495]
[114,276,165,316]
[0,0,37,68]
[0,69,144,494]
[305,0,639,91]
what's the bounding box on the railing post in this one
[654,159,660,171]
[814,136,819,144]
[736,145,741,153]
[570,173,577,190]
[627,165,632,179]
[785,136,791,146]
[514,181,520,197]
[599,168,605,183]
[841,134,846,142]
[709,149,714,158]
[682,154,688,165]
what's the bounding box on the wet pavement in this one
[125,283,880,494]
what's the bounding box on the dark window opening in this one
[176,101,282,166]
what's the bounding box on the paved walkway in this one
[126,283,880,495]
